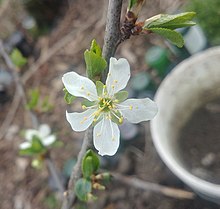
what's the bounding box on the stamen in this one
[129,105,133,110]
[114,80,118,83]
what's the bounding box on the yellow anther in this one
[82,105,86,109]
[81,86,84,90]
[119,117,123,123]
[112,136,115,141]
[103,85,106,89]
[129,105,133,110]
[114,99,119,103]
[111,85,115,89]
[87,92,91,96]
[93,118,97,122]
[98,97,102,101]
[114,80,118,83]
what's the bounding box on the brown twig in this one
[112,172,195,200]
[61,0,123,208]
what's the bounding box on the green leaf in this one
[82,150,100,178]
[90,39,102,56]
[145,12,196,30]
[114,91,128,103]
[63,88,76,104]
[128,0,138,10]
[10,48,27,68]
[41,96,53,112]
[148,28,184,47]
[84,40,107,81]
[74,178,92,202]
[26,88,40,110]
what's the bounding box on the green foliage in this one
[26,88,40,110]
[149,28,184,48]
[145,12,196,29]
[10,48,27,68]
[26,88,53,112]
[186,0,220,45]
[128,0,138,10]
[63,88,76,104]
[144,12,196,47]
[75,178,92,201]
[84,39,107,81]
[82,150,100,179]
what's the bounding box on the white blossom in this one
[19,124,56,149]
[62,57,158,156]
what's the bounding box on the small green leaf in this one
[63,88,76,104]
[41,96,53,112]
[26,88,40,110]
[148,28,184,47]
[114,91,128,103]
[74,178,92,202]
[90,39,102,56]
[145,12,196,29]
[10,48,27,68]
[84,40,107,81]
[128,0,138,10]
[96,81,105,96]
[82,150,100,178]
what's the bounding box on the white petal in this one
[93,118,120,156]
[106,58,130,96]
[38,124,51,138]
[66,109,96,132]
[42,135,56,146]
[19,142,31,149]
[25,129,39,141]
[119,98,158,123]
[62,72,98,101]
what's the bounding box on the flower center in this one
[98,97,114,112]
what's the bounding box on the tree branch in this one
[101,0,123,80]
[112,172,195,200]
[61,0,123,208]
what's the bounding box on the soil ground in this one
[0,0,220,208]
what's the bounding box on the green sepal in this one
[145,12,196,30]
[81,100,96,108]
[84,39,107,81]
[74,178,92,202]
[148,27,184,47]
[96,81,105,97]
[10,48,27,68]
[114,91,128,103]
[110,110,123,125]
[63,88,76,104]
[82,150,100,179]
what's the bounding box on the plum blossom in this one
[62,57,158,156]
[19,124,56,149]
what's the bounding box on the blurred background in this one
[0,0,220,208]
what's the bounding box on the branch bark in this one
[112,172,195,200]
[101,0,123,81]
[61,0,123,208]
